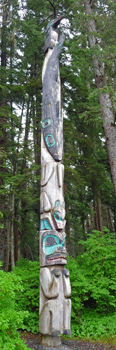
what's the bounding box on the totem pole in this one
[39,17,71,347]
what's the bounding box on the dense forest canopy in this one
[0,0,116,270]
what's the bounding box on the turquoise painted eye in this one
[43,234,59,255]
[45,134,55,147]
[42,119,51,128]
[43,234,65,255]
[54,211,62,221]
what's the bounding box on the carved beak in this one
[52,16,64,29]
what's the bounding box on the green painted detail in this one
[42,119,51,129]
[43,234,65,255]
[40,219,52,231]
[57,43,62,49]
[45,134,55,147]
[55,200,60,207]
[49,20,54,26]
[54,211,62,222]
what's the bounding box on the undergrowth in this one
[1,229,116,346]
[13,259,40,334]
[67,229,116,338]
[71,310,116,338]
[0,262,29,350]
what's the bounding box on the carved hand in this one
[51,268,61,277]
[62,268,69,277]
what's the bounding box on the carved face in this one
[40,230,67,266]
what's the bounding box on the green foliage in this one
[0,212,4,229]
[11,231,116,339]
[1,0,116,340]
[71,310,116,339]
[78,229,116,312]
[0,262,29,350]
[1,0,115,268]
[67,229,116,338]
[13,259,40,333]
[1,228,116,342]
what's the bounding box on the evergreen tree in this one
[0,0,116,267]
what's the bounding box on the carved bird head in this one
[44,16,64,53]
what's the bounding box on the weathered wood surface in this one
[39,266,71,336]
[39,17,71,343]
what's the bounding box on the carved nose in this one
[57,246,66,253]
[57,247,62,252]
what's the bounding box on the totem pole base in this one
[41,335,61,347]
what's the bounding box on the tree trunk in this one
[84,0,116,196]
[20,100,31,258]
[5,221,10,272]
[11,192,15,269]
[114,198,116,232]
[0,1,8,267]
[14,199,20,263]
[94,195,103,232]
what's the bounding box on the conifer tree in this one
[0,0,116,267]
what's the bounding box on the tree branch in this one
[47,0,57,17]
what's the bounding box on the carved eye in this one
[45,237,57,247]
[42,119,51,128]
[55,214,59,220]
[54,211,62,221]
[45,134,55,147]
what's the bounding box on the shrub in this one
[0,262,29,350]
[2,228,116,341]
[71,310,116,338]
[67,229,116,338]
[13,259,40,333]
[78,229,116,312]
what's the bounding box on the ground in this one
[20,332,116,350]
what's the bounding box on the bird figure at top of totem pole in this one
[42,16,65,163]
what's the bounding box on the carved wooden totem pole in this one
[39,17,71,347]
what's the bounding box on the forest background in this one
[0,0,116,348]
